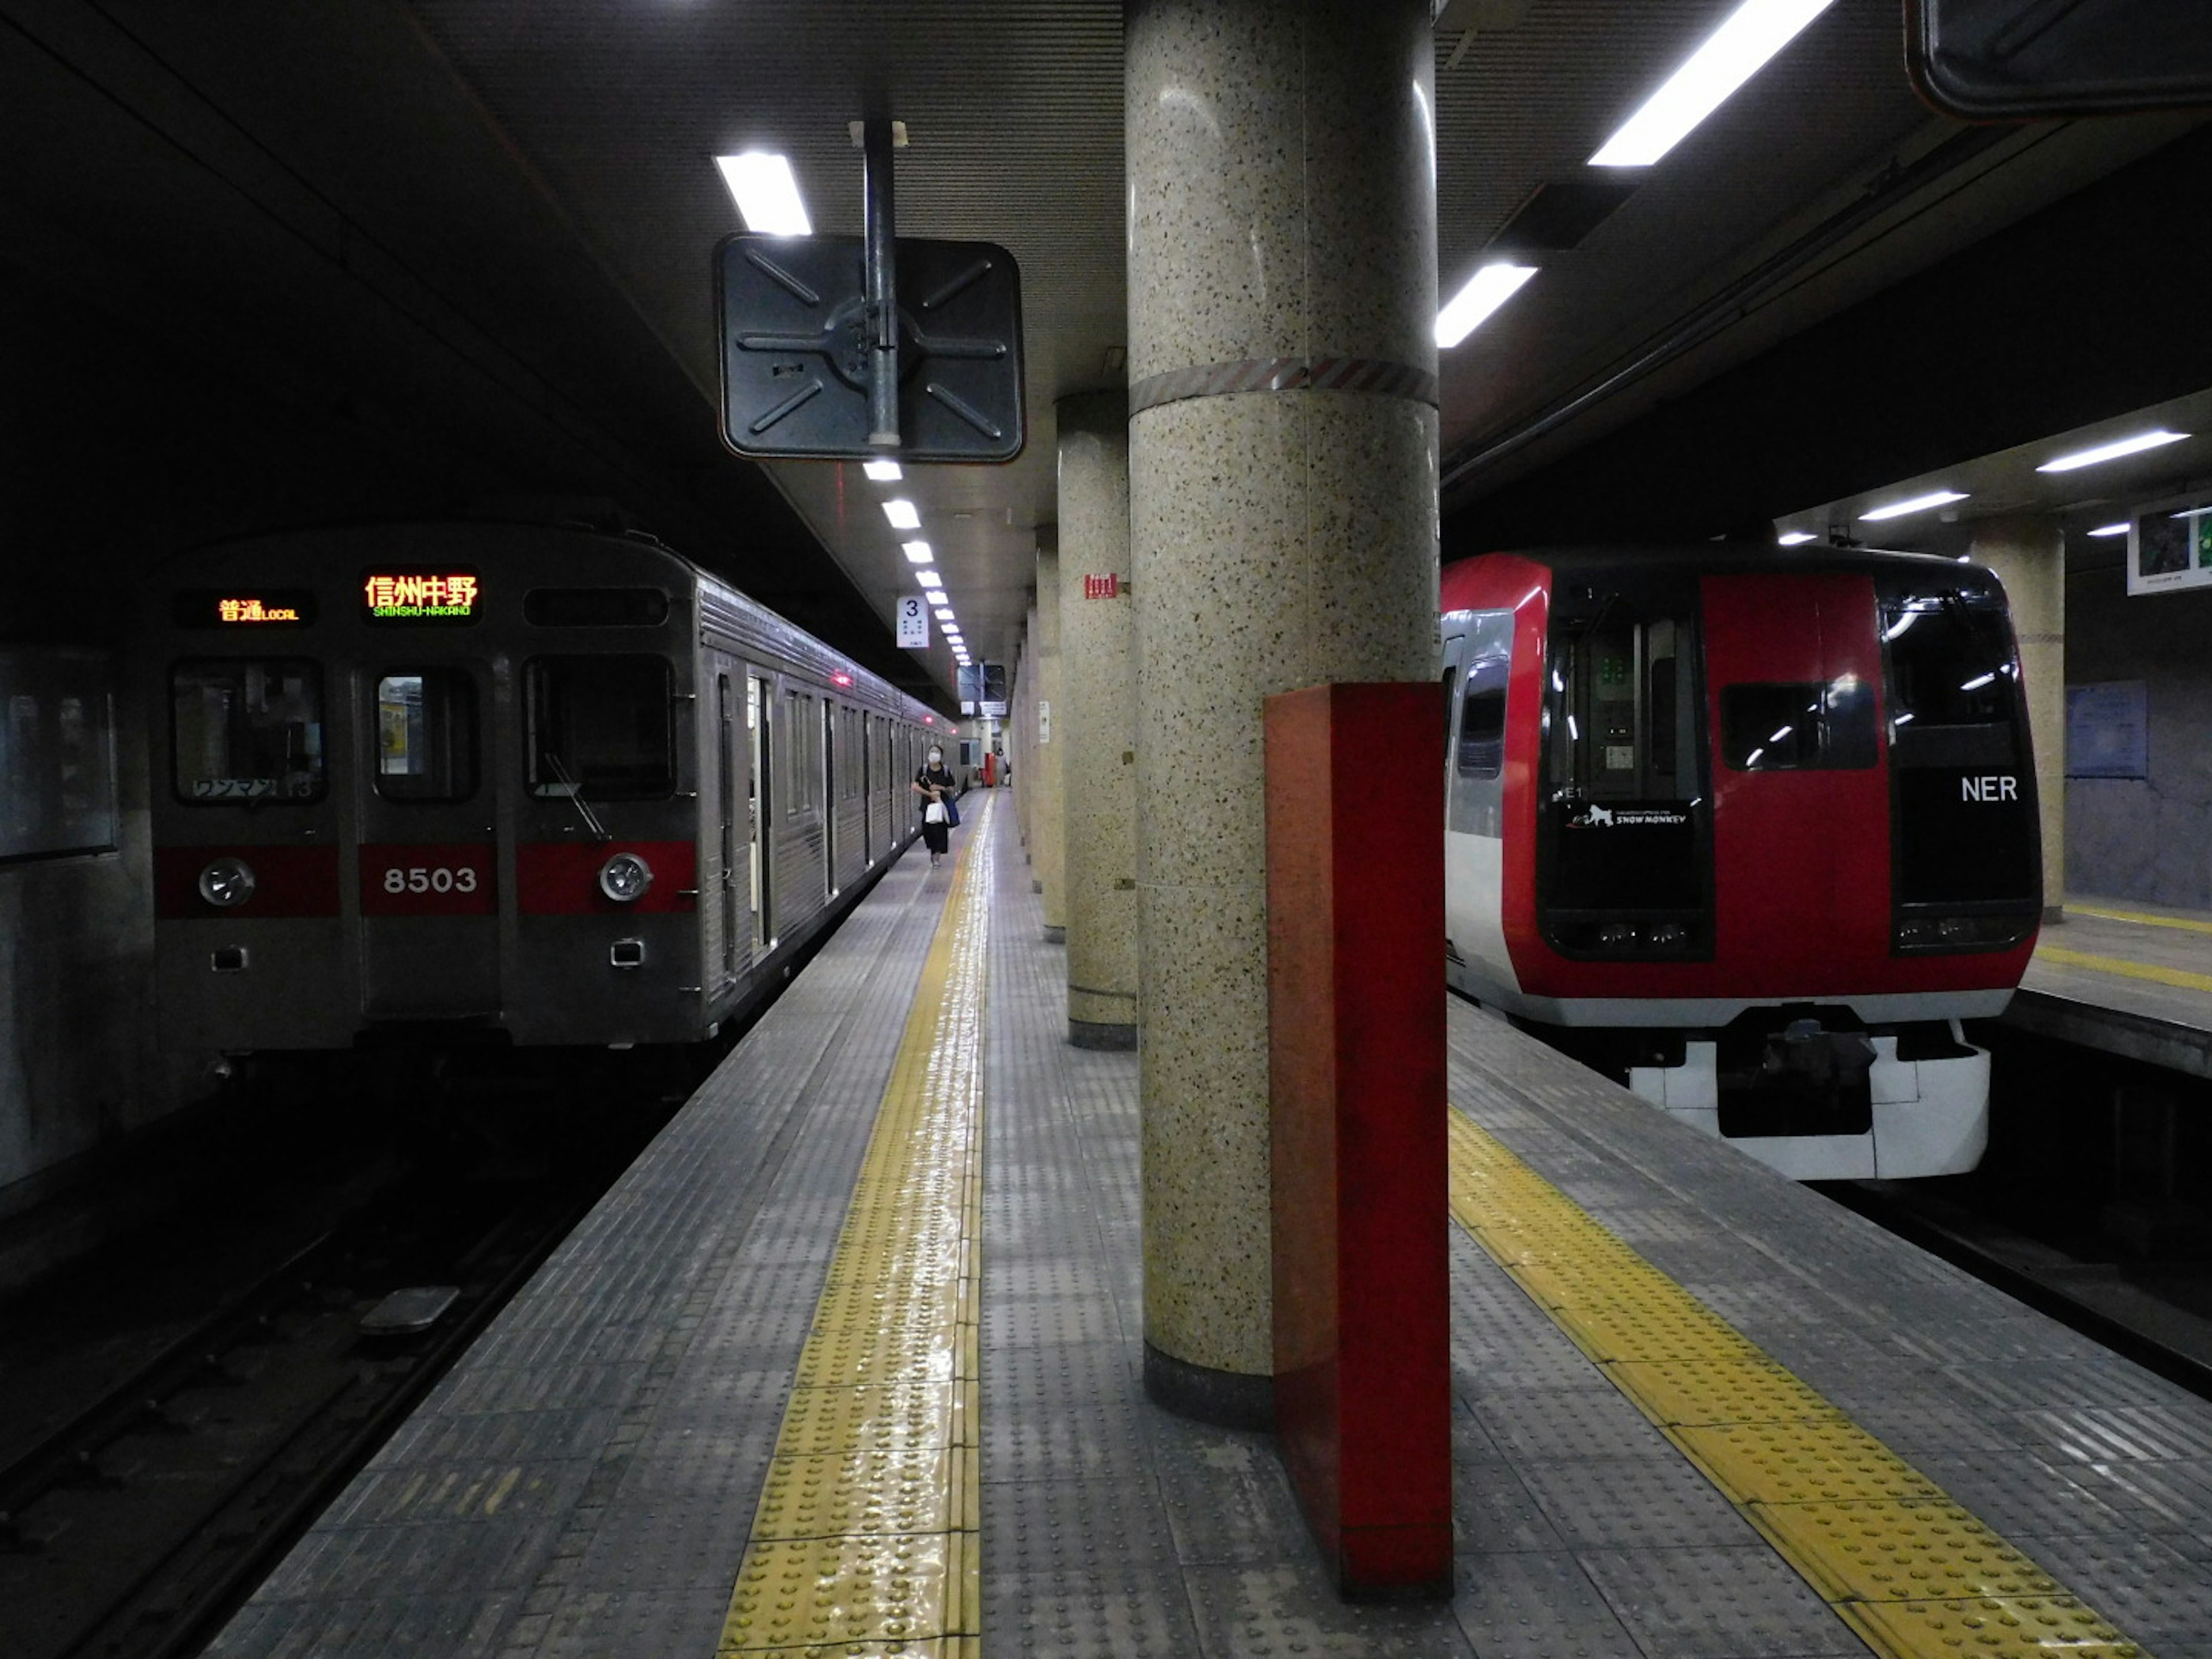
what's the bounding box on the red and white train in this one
[1442,546,2041,1180]
[146,521,946,1057]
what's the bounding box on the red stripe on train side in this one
[359,843,497,916]
[153,844,342,919]
[514,840,698,915]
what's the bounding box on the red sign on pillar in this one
[1266,681,1451,1599]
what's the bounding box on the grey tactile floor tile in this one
[1574,1546,1869,1658]
[1452,1552,1643,1658]
[207,1593,520,1658]
[1514,1457,1759,1551]
[512,1585,729,1658]
[1472,1387,1681,1463]
[1454,1464,1570,1554]
[989,1569,1204,1658]
[1183,1562,1476,1658]
[2008,1530,2212,1646]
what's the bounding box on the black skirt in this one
[922,816,950,855]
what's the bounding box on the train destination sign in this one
[173,589,317,627]
[362,570,482,623]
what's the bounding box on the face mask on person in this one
[928,749,944,766]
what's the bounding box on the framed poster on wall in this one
[2126,492,2212,596]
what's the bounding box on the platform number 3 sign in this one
[897,595,929,650]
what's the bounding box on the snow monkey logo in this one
[1570,803,1690,829]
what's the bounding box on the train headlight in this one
[196,857,256,908]
[598,851,653,903]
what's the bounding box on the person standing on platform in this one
[912,744,959,868]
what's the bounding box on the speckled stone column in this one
[1057,392,1139,1047]
[1128,0,1440,1425]
[1970,516,2066,921]
[1035,541,1069,941]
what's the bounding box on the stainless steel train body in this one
[146,522,944,1052]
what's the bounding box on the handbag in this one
[944,796,961,828]
[925,800,948,825]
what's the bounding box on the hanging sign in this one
[896,594,930,649]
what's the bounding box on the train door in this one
[821,698,837,898]
[1702,573,1888,982]
[717,673,738,984]
[861,711,874,863]
[749,674,770,950]
[356,662,499,1018]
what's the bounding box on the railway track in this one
[0,1090,672,1659]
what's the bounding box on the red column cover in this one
[1267,681,1452,1598]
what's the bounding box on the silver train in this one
[145,521,946,1054]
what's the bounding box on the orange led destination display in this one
[362,569,481,624]
[172,590,317,627]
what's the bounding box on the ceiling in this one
[13,1,2195,696]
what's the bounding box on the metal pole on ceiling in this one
[862,116,900,449]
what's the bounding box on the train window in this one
[1719,679,1876,771]
[374,671,478,802]
[523,588,671,627]
[1456,656,1509,779]
[1883,598,2015,729]
[524,656,673,800]
[172,660,325,804]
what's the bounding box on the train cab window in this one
[1883,597,2016,734]
[1719,678,1876,771]
[1456,655,1509,779]
[172,660,325,803]
[374,671,478,802]
[524,656,673,800]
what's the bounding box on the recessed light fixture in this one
[2088,522,2131,538]
[863,459,903,482]
[882,499,921,531]
[934,607,955,622]
[714,153,811,235]
[1589,0,1836,168]
[1437,265,1538,348]
[915,568,942,585]
[1776,530,1817,546]
[925,589,949,605]
[2036,430,2190,472]
[1860,490,1967,522]
[902,541,932,563]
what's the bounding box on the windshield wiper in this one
[540,753,611,843]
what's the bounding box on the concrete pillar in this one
[1018,608,1039,866]
[1058,392,1139,1048]
[1035,540,1067,940]
[1969,516,2066,921]
[1127,0,1440,1424]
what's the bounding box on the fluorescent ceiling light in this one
[2036,430,2190,472]
[902,540,933,563]
[934,607,956,622]
[2088,522,2131,537]
[915,568,942,585]
[1860,490,1967,522]
[925,589,949,605]
[1437,265,1537,348]
[1589,0,1835,168]
[882,499,921,530]
[714,152,811,235]
[1776,530,1817,546]
[862,459,903,482]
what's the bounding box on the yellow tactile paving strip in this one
[2038,944,2212,998]
[716,809,990,1659]
[1444,1107,2152,1658]
[2069,903,2212,939]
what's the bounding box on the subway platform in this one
[209,796,2212,1658]
[2013,897,2212,1080]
